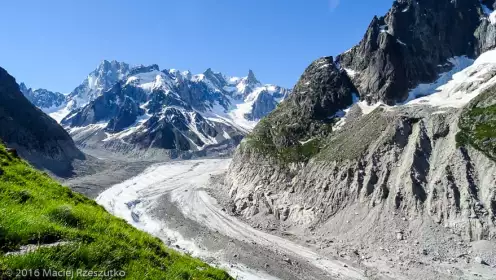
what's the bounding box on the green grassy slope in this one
[243,113,327,164]
[456,86,496,162]
[0,144,232,280]
[243,105,391,165]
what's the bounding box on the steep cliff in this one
[338,0,483,104]
[0,67,84,176]
[225,0,496,252]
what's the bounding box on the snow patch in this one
[332,93,359,131]
[68,122,108,134]
[299,138,314,145]
[103,113,152,142]
[132,71,172,92]
[379,24,392,35]
[396,39,407,46]
[405,49,496,108]
[404,56,474,103]
[344,68,358,78]
[49,106,72,123]
[358,101,384,115]
[204,100,256,132]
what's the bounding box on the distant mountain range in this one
[19,83,66,112]
[20,60,290,158]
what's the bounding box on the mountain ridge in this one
[0,67,84,177]
[224,1,496,278]
[19,82,66,113]
[54,61,290,158]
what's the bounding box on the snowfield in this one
[96,159,365,280]
[334,49,496,123]
[405,49,496,108]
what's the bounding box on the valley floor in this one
[59,148,160,198]
[95,159,366,280]
[67,155,496,280]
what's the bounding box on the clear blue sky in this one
[1,0,393,93]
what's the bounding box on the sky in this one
[0,0,393,93]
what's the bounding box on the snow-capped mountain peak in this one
[67,60,131,110]
[202,68,228,89]
[168,69,193,81]
[125,67,174,93]
[246,69,260,85]
[19,82,66,114]
[230,70,262,98]
[53,61,290,156]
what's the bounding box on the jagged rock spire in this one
[247,69,260,85]
[337,0,482,105]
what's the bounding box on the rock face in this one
[19,83,66,111]
[66,60,131,110]
[246,90,277,121]
[278,57,356,128]
[337,0,484,105]
[60,63,289,158]
[225,0,496,249]
[247,57,357,155]
[228,104,496,241]
[0,67,84,176]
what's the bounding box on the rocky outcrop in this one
[62,82,147,130]
[174,72,230,112]
[67,60,131,110]
[337,0,483,104]
[0,67,84,176]
[227,103,496,242]
[476,19,496,55]
[247,57,357,156]
[225,0,496,248]
[280,57,356,126]
[127,108,243,152]
[246,90,277,121]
